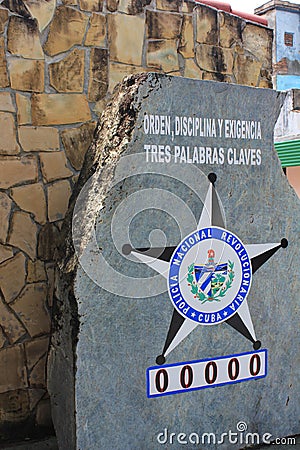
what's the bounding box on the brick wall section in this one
[0,0,272,435]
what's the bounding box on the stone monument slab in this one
[48,74,299,449]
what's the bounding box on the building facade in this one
[256,1,300,198]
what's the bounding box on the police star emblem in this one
[123,173,288,366]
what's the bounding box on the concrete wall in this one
[275,8,300,88]
[275,89,300,140]
[0,0,273,437]
[274,89,300,199]
[277,74,300,90]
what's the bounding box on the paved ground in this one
[0,434,298,449]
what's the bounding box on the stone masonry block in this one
[44,6,88,56]
[40,151,73,183]
[8,58,44,92]
[0,328,6,349]
[184,58,203,79]
[0,389,30,422]
[108,62,145,93]
[0,252,26,303]
[179,14,194,58]
[18,126,60,152]
[242,24,272,70]
[35,398,52,427]
[219,11,243,48]
[0,112,20,155]
[23,0,57,32]
[16,93,31,125]
[260,67,272,81]
[11,283,50,337]
[0,156,38,189]
[0,192,12,244]
[156,0,181,12]
[7,16,44,59]
[183,0,198,13]
[0,36,9,88]
[47,179,72,222]
[8,211,38,260]
[146,10,182,40]
[78,0,103,11]
[85,13,106,47]
[195,4,218,45]
[108,14,144,66]
[0,92,15,112]
[11,183,47,224]
[117,0,151,15]
[25,336,49,371]
[0,244,13,264]
[93,100,104,117]
[0,8,8,33]
[259,78,273,89]
[31,93,91,125]
[202,70,231,83]
[28,388,45,411]
[61,122,96,171]
[49,49,85,93]
[234,53,262,87]
[29,354,47,387]
[27,259,47,283]
[88,48,108,102]
[2,0,31,18]
[147,40,179,72]
[196,44,234,74]
[46,263,55,307]
[0,389,30,423]
[106,0,118,11]
[0,345,28,393]
[38,223,60,261]
[0,293,26,343]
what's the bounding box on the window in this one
[284,32,294,47]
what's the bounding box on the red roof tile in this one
[195,0,268,26]
[231,10,268,25]
[195,0,232,12]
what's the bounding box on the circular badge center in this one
[168,227,252,325]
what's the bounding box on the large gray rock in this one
[48,74,299,450]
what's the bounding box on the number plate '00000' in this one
[146,350,267,398]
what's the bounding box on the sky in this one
[229,0,300,14]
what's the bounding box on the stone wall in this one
[0,0,273,437]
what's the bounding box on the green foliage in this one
[187,274,193,284]
[188,264,194,273]
[199,292,206,301]
[191,284,198,295]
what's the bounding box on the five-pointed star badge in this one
[123,174,288,365]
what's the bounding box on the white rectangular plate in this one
[147,349,267,398]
